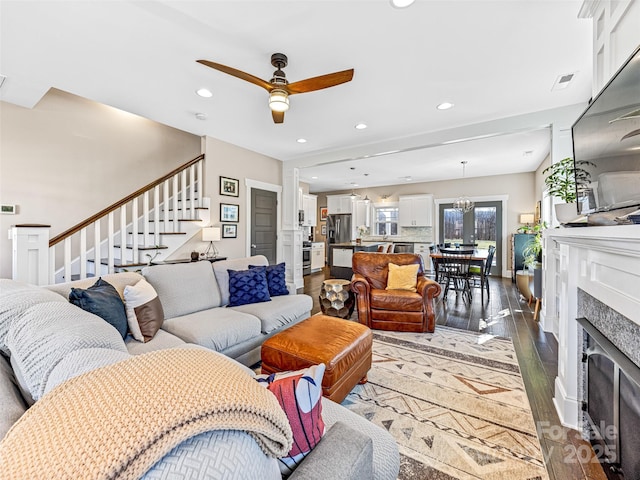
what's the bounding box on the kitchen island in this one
[328,242,383,280]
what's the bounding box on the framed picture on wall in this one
[320,207,328,221]
[220,203,239,222]
[222,224,237,238]
[220,176,239,197]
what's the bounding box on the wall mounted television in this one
[572,43,640,216]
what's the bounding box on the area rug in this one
[341,327,548,480]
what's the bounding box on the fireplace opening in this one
[579,318,640,480]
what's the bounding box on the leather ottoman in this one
[261,315,372,403]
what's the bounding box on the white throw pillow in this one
[123,278,164,343]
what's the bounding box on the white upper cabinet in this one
[399,194,433,227]
[302,193,317,226]
[327,195,353,214]
[353,199,370,229]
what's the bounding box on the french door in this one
[438,201,502,275]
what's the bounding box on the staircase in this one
[48,155,207,283]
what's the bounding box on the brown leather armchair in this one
[351,252,442,333]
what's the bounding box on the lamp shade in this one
[202,226,221,242]
[519,213,535,224]
[268,89,289,112]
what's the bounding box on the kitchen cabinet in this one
[413,242,433,273]
[327,195,353,214]
[311,242,325,272]
[302,194,317,227]
[399,194,433,227]
[352,199,370,237]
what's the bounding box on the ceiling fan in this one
[196,53,354,124]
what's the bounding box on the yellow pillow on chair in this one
[386,263,419,292]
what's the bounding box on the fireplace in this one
[578,290,640,479]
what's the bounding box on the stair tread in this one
[148,218,202,222]
[127,231,186,235]
[87,258,151,268]
[114,244,168,250]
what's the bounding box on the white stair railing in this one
[47,154,205,283]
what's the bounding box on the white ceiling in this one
[0,0,593,192]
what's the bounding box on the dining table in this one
[429,248,490,303]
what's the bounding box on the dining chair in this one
[469,245,495,301]
[439,248,474,302]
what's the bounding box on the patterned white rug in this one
[342,327,548,480]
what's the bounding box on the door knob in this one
[251,244,256,248]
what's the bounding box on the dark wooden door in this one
[250,188,277,263]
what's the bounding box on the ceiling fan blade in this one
[286,69,354,95]
[272,110,285,124]
[196,59,273,91]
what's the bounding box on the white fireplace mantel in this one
[543,225,640,429]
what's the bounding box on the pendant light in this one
[453,161,474,213]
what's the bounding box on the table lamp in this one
[519,213,535,229]
[202,226,221,259]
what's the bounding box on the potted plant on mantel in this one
[542,157,595,223]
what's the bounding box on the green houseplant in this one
[542,157,595,223]
[522,221,547,269]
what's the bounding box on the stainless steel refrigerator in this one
[326,214,352,245]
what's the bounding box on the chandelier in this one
[453,161,475,213]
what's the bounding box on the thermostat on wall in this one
[1,204,16,214]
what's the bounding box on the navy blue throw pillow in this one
[69,278,128,339]
[250,262,288,297]
[228,267,271,307]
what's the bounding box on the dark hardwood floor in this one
[303,267,607,480]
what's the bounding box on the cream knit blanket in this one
[0,348,293,479]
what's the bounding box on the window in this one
[374,205,398,236]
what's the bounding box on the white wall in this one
[0,88,202,278]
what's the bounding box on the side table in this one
[319,279,355,319]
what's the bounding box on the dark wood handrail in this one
[50,154,205,247]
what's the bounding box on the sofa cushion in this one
[228,267,271,307]
[125,329,186,355]
[321,398,400,480]
[43,347,131,397]
[142,429,280,480]
[287,422,373,480]
[69,278,129,339]
[45,272,143,302]
[142,261,222,319]
[386,263,419,292]
[213,255,269,306]
[5,301,127,401]
[0,280,67,356]
[0,354,27,440]
[124,278,165,343]
[231,294,312,334]
[251,262,289,297]
[161,308,261,353]
[256,364,326,476]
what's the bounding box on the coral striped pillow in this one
[256,364,326,476]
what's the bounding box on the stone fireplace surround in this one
[543,225,640,431]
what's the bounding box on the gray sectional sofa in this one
[0,255,400,480]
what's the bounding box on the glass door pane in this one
[439,201,502,274]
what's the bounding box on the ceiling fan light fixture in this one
[269,89,289,112]
[390,0,415,8]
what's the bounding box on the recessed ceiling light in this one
[196,88,213,98]
[297,138,307,143]
[436,102,454,110]
[195,112,207,120]
[311,176,318,179]
[523,150,533,157]
[352,183,359,187]
[354,123,368,130]
[390,0,415,8]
